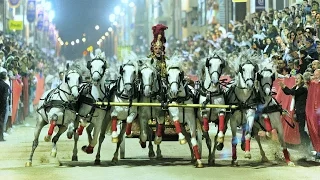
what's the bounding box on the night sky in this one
[51,0,117,59]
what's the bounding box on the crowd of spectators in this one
[0,32,65,141]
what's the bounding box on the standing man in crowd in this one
[50,71,64,89]
[0,70,9,141]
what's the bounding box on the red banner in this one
[33,73,45,105]
[12,79,23,124]
[306,81,320,152]
[273,77,300,145]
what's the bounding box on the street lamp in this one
[114,6,121,15]
[113,21,118,26]
[101,36,106,40]
[129,2,135,8]
[82,37,86,42]
[95,25,100,30]
[76,39,80,44]
[109,14,116,23]
[71,41,75,46]
[108,27,113,32]
[65,41,69,46]
[105,32,109,36]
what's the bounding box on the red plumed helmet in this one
[150,24,168,54]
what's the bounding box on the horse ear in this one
[66,63,70,70]
[138,60,143,66]
[86,61,91,69]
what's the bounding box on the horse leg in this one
[188,117,203,168]
[111,116,119,143]
[217,112,226,146]
[262,113,272,139]
[125,111,137,138]
[244,109,255,159]
[94,114,110,165]
[147,126,155,158]
[82,118,103,154]
[72,132,79,161]
[154,117,165,145]
[274,119,295,166]
[67,122,74,139]
[181,125,194,162]
[86,123,94,145]
[241,124,246,151]
[112,122,127,164]
[230,120,239,166]
[254,130,269,162]
[51,125,67,158]
[139,112,148,149]
[44,115,58,142]
[25,118,47,167]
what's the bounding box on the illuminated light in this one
[108,27,113,32]
[71,41,75,46]
[95,25,100,30]
[101,36,106,40]
[83,33,86,36]
[129,2,135,7]
[109,14,116,23]
[60,41,64,46]
[76,39,80,44]
[65,42,69,46]
[114,6,121,15]
[113,21,118,26]
[82,37,86,42]
[97,41,101,45]
[120,12,125,17]
[105,32,109,36]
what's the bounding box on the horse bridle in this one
[88,58,106,82]
[238,61,257,88]
[205,54,225,89]
[65,70,81,95]
[258,68,275,96]
[139,66,157,93]
[117,63,138,97]
[167,67,184,92]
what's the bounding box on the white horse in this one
[25,65,82,167]
[137,57,163,158]
[110,52,139,163]
[225,51,260,166]
[197,49,231,165]
[165,55,203,168]
[255,63,295,166]
[70,56,113,162]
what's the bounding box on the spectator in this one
[279,74,311,150]
[0,71,9,141]
[311,60,320,72]
[51,71,64,89]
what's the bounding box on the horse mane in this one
[166,53,184,71]
[122,51,139,75]
[139,57,157,72]
[67,61,87,76]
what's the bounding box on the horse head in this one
[119,55,139,96]
[258,62,276,96]
[87,57,107,86]
[64,69,82,100]
[204,50,226,85]
[139,58,158,97]
[167,55,184,98]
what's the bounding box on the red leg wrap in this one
[156,124,163,137]
[218,115,225,132]
[192,145,201,160]
[283,149,291,163]
[203,117,209,132]
[48,121,56,136]
[86,145,94,154]
[264,117,272,132]
[174,121,182,133]
[245,139,251,152]
[126,123,132,136]
[111,117,117,131]
[77,125,85,135]
[232,145,237,160]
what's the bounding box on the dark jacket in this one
[282,85,308,114]
[0,79,9,116]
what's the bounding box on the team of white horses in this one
[25,49,295,168]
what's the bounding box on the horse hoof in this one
[217,136,224,143]
[195,162,204,168]
[94,159,101,165]
[149,151,155,158]
[156,155,163,159]
[25,161,32,167]
[140,141,146,148]
[287,161,295,167]
[111,157,118,164]
[126,133,133,138]
[50,151,57,157]
[67,132,73,139]
[208,159,215,166]
[82,145,94,154]
[231,160,239,166]
[261,157,269,163]
[154,137,162,145]
[244,152,251,159]
[71,156,78,161]
[44,136,51,142]
[112,137,118,143]
[216,143,224,151]
[179,139,187,145]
